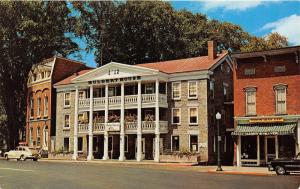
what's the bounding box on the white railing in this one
[79,99,89,108]
[125,122,137,130]
[78,124,88,133]
[79,94,167,108]
[93,122,105,132]
[142,94,156,103]
[125,95,138,104]
[109,96,121,105]
[142,121,155,130]
[93,98,105,107]
[159,121,168,132]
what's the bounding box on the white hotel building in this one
[53,41,234,164]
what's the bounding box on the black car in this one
[268,153,300,175]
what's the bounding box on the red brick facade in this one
[234,54,300,117]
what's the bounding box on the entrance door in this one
[108,136,113,159]
[135,138,145,160]
[265,136,276,163]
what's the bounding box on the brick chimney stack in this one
[208,41,217,60]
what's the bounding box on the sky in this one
[67,0,300,67]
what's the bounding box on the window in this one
[37,97,41,117]
[125,135,128,152]
[79,91,85,99]
[108,87,116,97]
[29,127,33,145]
[30,97,34,118]
[44,96,48,116]
[78,137,83,152]
[274,66,286,73]
[172,82,181,99]
[244,68,255,76]
[64,93,71,107]
[188,81,197,98]
[145,84,155,94]
[245,88,256,115]
[63,138,69,152]
[189,107,198,125]
[64,114,70,128]
[172,135,179,151]
[172,108,181,124]
[36,127,41,146]
[190,135,198,152]
[275,85,287,114]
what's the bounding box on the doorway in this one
[265,136,277,163]
[135,138,145,160]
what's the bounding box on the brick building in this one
[232,46,300,166]
[26,57,89,152]
[54,41,234,164]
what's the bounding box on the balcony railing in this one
[78,94,167,109]
[78,121,168,133]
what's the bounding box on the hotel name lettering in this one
[88,76,141,85]
[249,118,284,123]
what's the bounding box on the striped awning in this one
[231,122,296,136]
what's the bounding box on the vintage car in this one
[4,146,39,161]
[268,152,300,175]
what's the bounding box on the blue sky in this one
[68,1,300,67]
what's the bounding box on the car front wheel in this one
[275,166,286,175]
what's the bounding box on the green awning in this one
[231,122,297,136]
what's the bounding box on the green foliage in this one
[0,1,78,149]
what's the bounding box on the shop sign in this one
[249,118,284,123]
[88,76,141,85]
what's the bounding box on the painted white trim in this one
[188,107,198,125]
[171,82,181,100]
[171,108,181,125]
[188,80,198,99]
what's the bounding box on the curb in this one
[207,170,271,176]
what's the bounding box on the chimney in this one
[208,41,217,60]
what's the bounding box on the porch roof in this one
[231,122,296,136]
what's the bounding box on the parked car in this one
[268,152,300,175]
[4,146,40,161]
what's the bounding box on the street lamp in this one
[216,112,223,171]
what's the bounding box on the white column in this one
[72,86,79,160]
[237,135,241,166]
[136,81,142,161]
[154,79,160,162]
[296,122,300,154]
[275,135,279,159]
[87,85,94,160]
[103,84,109,160]
[119,82,125,161]
[257,135,260,166]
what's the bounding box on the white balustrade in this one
[109,96,121,105]
[78,124,88,133]
[78,99,90,108]
[107,122,121,131]
[142,94,156,103]
[93,97,105,107]
[125,122,137,130]
[125,95,138,104]
[142,121,156,130]
[93,122,105,132]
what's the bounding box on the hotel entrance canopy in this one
[232,122,296,136]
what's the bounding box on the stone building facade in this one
[232,46,300,166]
[54,41,234,164]
[26,57,89,152]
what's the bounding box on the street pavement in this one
[0,159,299,189]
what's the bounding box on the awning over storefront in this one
[231,122,297,136]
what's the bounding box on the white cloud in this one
[202,0,264,11]
[262,14,300,45]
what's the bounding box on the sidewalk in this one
[39,158,273,176]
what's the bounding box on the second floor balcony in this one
[78,93,168,109]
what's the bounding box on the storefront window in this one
[241,136,257,159]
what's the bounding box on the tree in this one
[265,32,288,49]
[0,1,78,149]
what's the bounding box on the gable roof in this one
[54,69,92,86]
[136,52,228,74]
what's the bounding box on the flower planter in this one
[48,153,73,160]
[160,154,200,163]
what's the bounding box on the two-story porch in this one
[71,62,169,161]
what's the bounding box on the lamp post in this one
[216,112,223,171]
